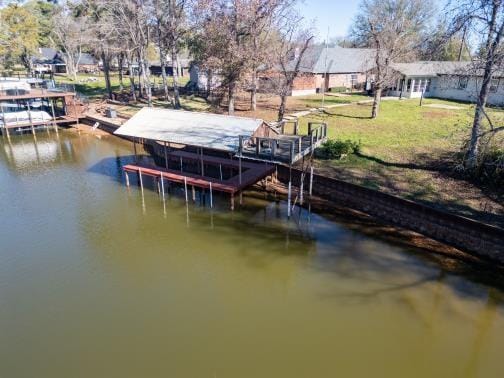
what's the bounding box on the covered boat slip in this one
[115,108,280,208]
[0,85,82,137]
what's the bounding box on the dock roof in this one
[114,108,264,152]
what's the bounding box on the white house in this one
[386,61,504,106]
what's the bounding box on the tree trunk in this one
[228,81,236,115]
[101,51,113,100]
[278,94,287,122]
[128,61,137,102]
[118,53,124,91]
[466,4,503,169]
[371,86,382,118]
[141,58,152,106]
[251,70,257,111]
[159,51,170,102]
[171,47,181,109]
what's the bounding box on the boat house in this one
[114,108,327,209]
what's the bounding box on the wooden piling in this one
[184,177,188,203]
[287,181,292,218]
[192,185,196,202]
[309,166,314,197]
[209,182,213,208]
[50,98,58,133]
[124,171,130,187]
[138,168,144,194]
[160,172,165,201]
[26,101,35,136]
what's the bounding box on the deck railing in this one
[238,122,327,164]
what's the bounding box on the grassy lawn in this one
[298,98,504,227]
[54,73,191,99]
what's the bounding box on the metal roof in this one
[390,61,472,77]
[114,108,264,152]
[288,46,376,74]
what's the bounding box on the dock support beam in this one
[50,98,58,133]
[184,177,188,203]
[124,171,130,187]
[287,181,292,218]
[160,172,165,201]
[209,182,213,208]
[138,168,144,194]
[27,101,35,136]
[309,166,314,198]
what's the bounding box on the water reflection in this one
[1,131,504,378]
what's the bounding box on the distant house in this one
[33,47,66,74]
[32,48,99,74]
[385,61,504,106]
[189,46,376,96]
[149,57,190,78]
[283,46,376,96]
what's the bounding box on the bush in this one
[329,86,348,93]
[317,139,361,159]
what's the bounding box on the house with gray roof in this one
[266,45,375,96]
[189,46,375,96]
[32,48,99,75]
[386,61,504,106]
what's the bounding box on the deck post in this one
[239,191,243,205]
[164,141,168,169]
[184,177,188,203]
[308,122,312,135]
[309,166,314,197]
[50,98,57,132]
[287,181,292,218]
[219,164,223,181]
[230,193,235,210]
[160,172,165,201]
[192,185,196,202]
[209,182,213,208]
[180,156,183,172]
[0,102,10,140]
[299,175,304,205]
[138,168,144,194]
[27,101,35,136]
[124,170,130,187]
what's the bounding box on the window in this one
[458,76,468,90]
[490,78,499,93]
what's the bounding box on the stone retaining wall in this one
[277,166,504,264]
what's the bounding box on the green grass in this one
[298,98,504,226]
[55,73,191,99]
[296,93,370,108]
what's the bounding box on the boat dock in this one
[123,149,275,209]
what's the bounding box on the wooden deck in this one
[123,156,275,195]
[0,89,76,101]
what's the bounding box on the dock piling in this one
[184,177,188,203]
[209,182,213,208]
[125,171,130,187]
[138,168,144,194]
[160,172,165,201]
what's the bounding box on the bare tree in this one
[104,0,153,105]
[352,0,434,118]
[445,0,504,169]
[51,1,91,81]
[155,0,189,108]
[273,11,314,121]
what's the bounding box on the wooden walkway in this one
[123,154,275,209]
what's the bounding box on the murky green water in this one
[1,131,503,378]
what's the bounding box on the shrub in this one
[317,139,361,159]
[329,86,348,93]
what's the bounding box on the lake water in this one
[1,131,503,378]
